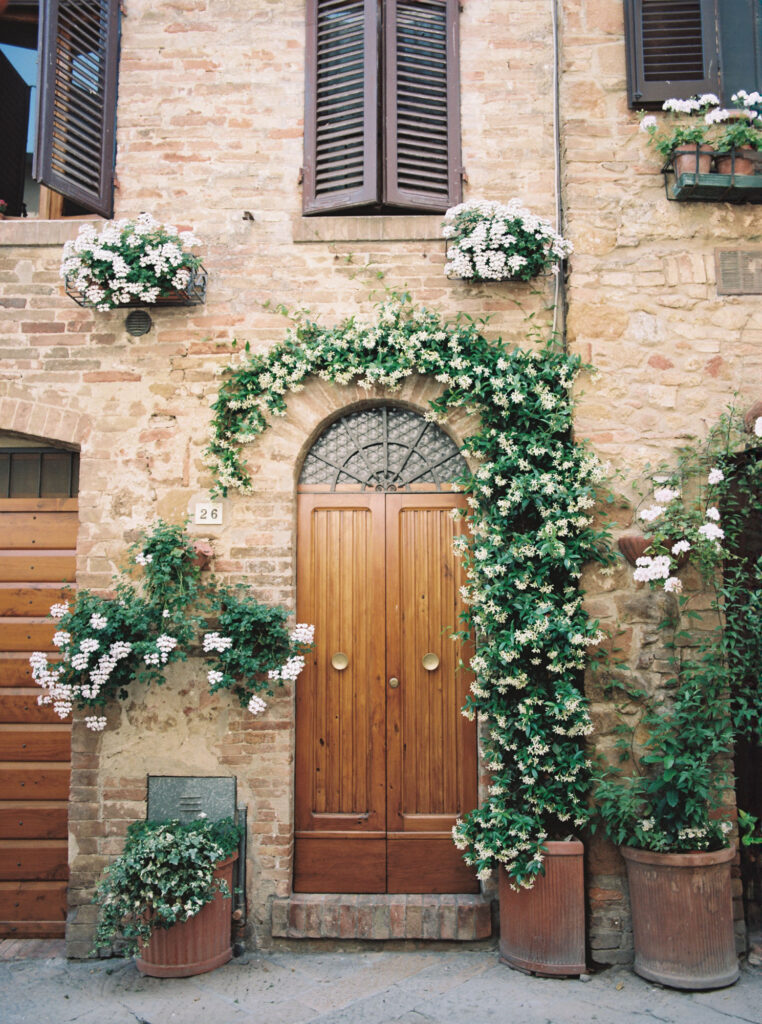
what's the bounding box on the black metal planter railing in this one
[65,265,208,308]
[663,148,762,203]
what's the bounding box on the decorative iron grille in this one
[299,406,467,492]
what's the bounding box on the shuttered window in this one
[624,0,762,107]
[304,0,461,215]
[35,0,120,217]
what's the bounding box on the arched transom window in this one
[298,405,467,492]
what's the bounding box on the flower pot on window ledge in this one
[65,265,208,310]
[714,148,758,176]
[672,144,714,178]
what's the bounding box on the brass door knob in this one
[388,677,400,689]
[331,652,349,671]
[422,652,440,671]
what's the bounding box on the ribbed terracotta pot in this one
[136,853,237,978]
[499,840,586,976]
[622,844,738,990]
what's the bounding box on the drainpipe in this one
[551,0,568,351]
[232,804,247,955]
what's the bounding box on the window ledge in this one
[292,214,443,243]
[0,219,100,247]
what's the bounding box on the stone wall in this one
[0,0,757,961]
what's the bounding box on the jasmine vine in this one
[208,297,613,886]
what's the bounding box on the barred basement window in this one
[303,0,462,215]
[0,0,119,218]
[0,446,80,498]
[624,0,762,108]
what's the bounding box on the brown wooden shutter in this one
[384,0,460,211]
[624,0,719,108]
[34,0,119,217]
[303,0,379,215]
[0,50,30,217]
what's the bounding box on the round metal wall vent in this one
[125,310,152,336]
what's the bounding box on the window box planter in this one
[64,264,208,309]
[663,149,762,203]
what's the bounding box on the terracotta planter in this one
[715,148,757,176]
[621,845,738,990]
[136,853,237,978]
[499,840,586,976]
[673,144,713,177]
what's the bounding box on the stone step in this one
[271,893,493,941]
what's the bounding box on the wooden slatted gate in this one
[0,498,77,937]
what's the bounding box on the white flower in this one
[135,552,153,566]
[49,603,69,620]
[671,539,691,555]
[755,416,762,438]
[89,614,108,629]
[52,631,71,647]
[207,670,224,686]
[247,694,267,716]
[705,506,720,521]
[707,468,724,485]
[663,576,683,594]
[202,632,233,653]
[640,115,657,132]
[84,715,107,732]
[638,504,666,522]
[653,487,680,504]
[698,522,724,542]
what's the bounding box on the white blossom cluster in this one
[202,632,233,653]
[60,214,200,311]
[443,199,573,282]
[268,655,305,682]
[31,636,133,728]
[143,633,178,666]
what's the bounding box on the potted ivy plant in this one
[93,816,242,977]
[595,410,762,990]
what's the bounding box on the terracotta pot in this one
[136,853,237,978]
[192,539,214,570]
[673,144,713,177]
[621,845,738,990]
[499,840,586,976]
[715,148,757,176]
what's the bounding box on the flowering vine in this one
[207,297,613,886]
[596,410,762,853]
[31,520,314,731]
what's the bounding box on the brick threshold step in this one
[272,893,492,941]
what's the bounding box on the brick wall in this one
[0,0,757,960]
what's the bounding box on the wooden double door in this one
[295,492,478,893]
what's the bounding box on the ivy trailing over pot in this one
[93,816,243,956]
[30,519,314,731]
[207,296,614,886]
[596,409,762,853]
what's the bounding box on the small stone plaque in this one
[146,776,237,823]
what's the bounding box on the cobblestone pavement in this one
[1,944,761,1024]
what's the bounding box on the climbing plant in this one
[31,520,314,731]
[207,297,613,886]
